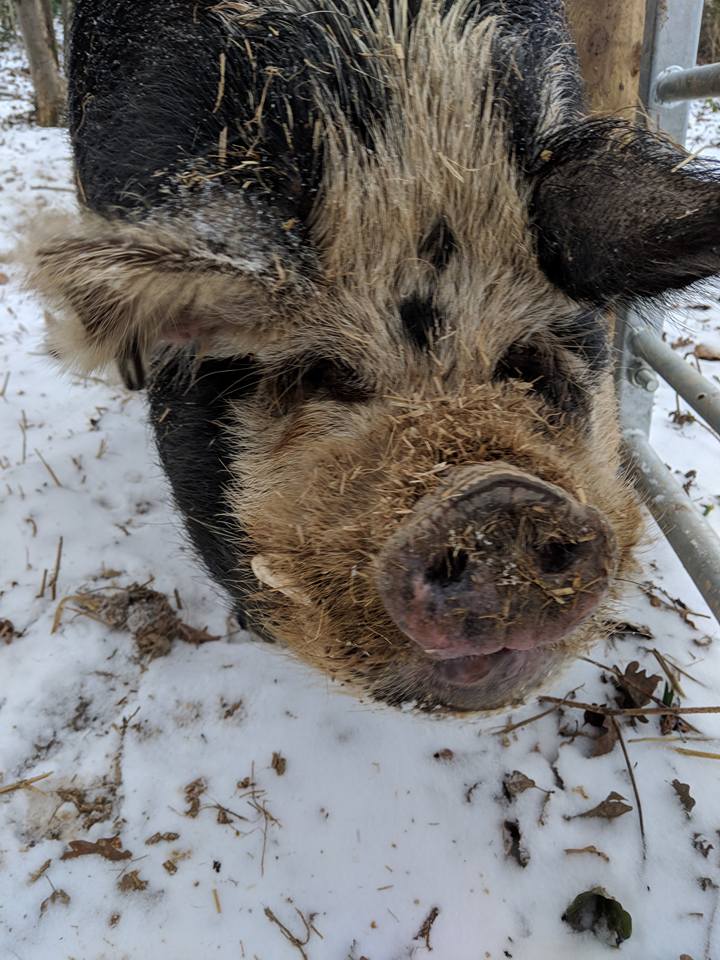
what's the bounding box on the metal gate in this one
[616,0,720,622]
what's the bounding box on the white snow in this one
[2,43,720,960]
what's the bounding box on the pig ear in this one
[531,119,720,303]
[29,209,303,389]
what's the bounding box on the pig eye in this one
[493,342,585,415]
[268,357,370,413]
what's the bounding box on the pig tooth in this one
[251,555,310,606]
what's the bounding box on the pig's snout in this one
[376,465,617,677]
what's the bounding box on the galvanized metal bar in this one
[614,308,660,438]
[623,431,720,622]
[645,0,704,144]
[654,61,720,104]
[629,327,720,435]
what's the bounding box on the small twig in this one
[538,696,720,717]
[264,906,314,960]
[611,718,646,857]
[414,907,440,950]
[494,704,559,735]
[34,448,63,487]
[0,771,53,795]
[212,888,222,914]
[0,370,10,399]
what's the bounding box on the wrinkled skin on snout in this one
[31,0,720,711]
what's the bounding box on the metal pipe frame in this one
[623,431,720,622]
[630,327,720,435]
[615,0,720,625]
[654,61,720,104]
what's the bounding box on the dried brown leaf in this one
[672,780,696,815]
[503,770,536,799]
[40,888,70,915]
[695,343,720,361]
[693,834,714,858]
[590,716,619,758]
[564,845,610,863]
[145,832,180,845]
[271,752,287,776]
[184,777,207,818]
[61,835,131,862]
[613,661,662,709]
[118,870,148,892]
[572,791,632,821]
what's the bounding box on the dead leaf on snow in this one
[60,835,132,862]
[184,777,207,818]
[694,343,720,361]
[502,819,530,867]
[0,618,18,643]
[503,770,536,799]
[672,780,696,816]
[613,661,662,709]
[54,584,219,659]
[693,834,714,859]
[564,845,610,863]
[585,713,619,758]
[569,791,633,821]
[28,859,52,884]
[271,752,287,776]
[40,888,70,916]
[118,870,148,892]
[145,832,180,845]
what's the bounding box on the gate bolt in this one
[629,362,659,393]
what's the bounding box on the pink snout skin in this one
[398,573,606,661]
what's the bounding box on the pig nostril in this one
[534,540,583,575]
[426,548,470,587]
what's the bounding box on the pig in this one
[30,0,720,711]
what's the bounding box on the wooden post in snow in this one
[13,0,66,126]
[565,0,648,115]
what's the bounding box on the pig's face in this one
[225,143,641,710]
[33,3,720,710]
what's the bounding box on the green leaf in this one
[563,887,633,947]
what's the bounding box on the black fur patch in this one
[148,352,261,619]
[400,296,441,350]
[419,218,457,272]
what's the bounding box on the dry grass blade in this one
[0,771,53,795]
[34,447,63,486]
[49,536,63,602]
[673,747,720,760]
[651,649,685,698]
[611,718,646,857]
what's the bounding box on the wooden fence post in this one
[565,0,649,115]
[13,0,66,126]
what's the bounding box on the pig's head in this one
[32,6,720,711]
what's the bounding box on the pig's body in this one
[33,0,720,710]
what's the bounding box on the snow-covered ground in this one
[2,40,720,960]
